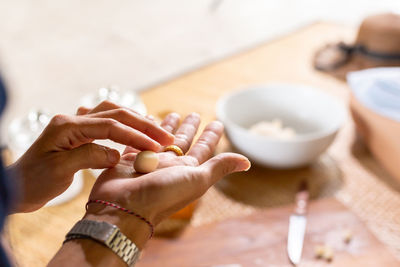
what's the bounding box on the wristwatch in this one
[64,219,140,266]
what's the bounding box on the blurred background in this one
[2,1,400,266]
[0,0,399,133]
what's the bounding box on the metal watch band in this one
[65,219,140,266]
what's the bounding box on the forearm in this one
[49,205,151,266]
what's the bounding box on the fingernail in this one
[148,143,162,153]
[213,120,224,127]
[107,149,120,164]
[147,115,155,120]
[169,112,180,119]
[155,142,162,150]
[235,159,251,172]
[167,134,175,144]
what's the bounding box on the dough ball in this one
[134,151,159,173]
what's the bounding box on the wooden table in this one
[138,198,399,267]
[6,22,400,266]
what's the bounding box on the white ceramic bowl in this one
[216,84,346,168]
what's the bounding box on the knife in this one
[287,181,309,265]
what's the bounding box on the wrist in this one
[4,162,32,213]
[84,203,151,250]
[6,157,47,213]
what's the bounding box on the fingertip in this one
[184,112,201,125]
[165,133,175,145]
[154,129,175,146]
[190,112,200,118]
[148,141,162,152]
[222,153,250,172]
[158,121,176,143]
[216,153,251,173]
[236,157,251,172]
[200,152,250,182]
[146,115,155,121]
[107,148,121,165]
[206,120,224,133]
[121,152,137,161]
[77,106,91,115]
[168,112,181,120]
[212,120,224,128]
[123,146,139,155]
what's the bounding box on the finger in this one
[77,106,92,115]
[88,100,121,114]
[86,108,174,146]
[121,152,137,161]
[199,152,251,185]
[63,143,120,173]
[54,116,163,152]
[160,113,180,134]
[187,121,224,164]
[146,115,155,121]
[122,146,140,155]
[88,100,143,117]
[154,153,199,169]
[171,113,200,154]
[85,118,162,151]
[131,153,250,206]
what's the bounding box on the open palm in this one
[88,112,250,225]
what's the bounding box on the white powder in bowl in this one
[249,119,296,140]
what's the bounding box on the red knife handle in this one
[295,182,309,215]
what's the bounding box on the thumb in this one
[63,143,120,173]
[200,152,251,185]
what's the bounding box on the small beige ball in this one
[134,151,159,173]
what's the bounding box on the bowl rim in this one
[216,83,347,143]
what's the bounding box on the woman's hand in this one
[9,101,174,213]
[85,113,251,248]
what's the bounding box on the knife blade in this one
[287,182,309,265]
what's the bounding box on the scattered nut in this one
[322,246,334,262]
[314,245,325,258]
[134,151,159,173]
[314,245,334,262]
[343,229,353,244]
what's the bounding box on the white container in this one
[216,84,346,168]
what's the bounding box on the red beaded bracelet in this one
[85,199,154,238]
